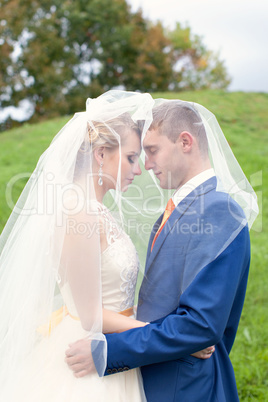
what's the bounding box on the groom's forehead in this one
[143,128,160,148]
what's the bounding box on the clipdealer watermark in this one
[4,170,262,232]
[65,218,214,238]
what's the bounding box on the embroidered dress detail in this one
[99,204,140,313]
[119,251,140,311]
[96,202,122,245]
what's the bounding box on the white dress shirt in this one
[172,168,215,206]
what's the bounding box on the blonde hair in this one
[87,113,140,151]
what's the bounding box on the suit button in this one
[118,368,123,372]
[138,299,143,306]
[112,368,118,373]
[123,366,130,371]
[107,369,112,374]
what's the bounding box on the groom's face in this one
[143,128,188,189]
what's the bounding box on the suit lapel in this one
[145,197,194,273]
[145,177,217,275]
[146,214,163,263]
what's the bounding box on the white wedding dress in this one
[7,205,146,402]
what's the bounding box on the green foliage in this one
[0,0,230,119]
[1,90,267,400]
[167,23,231,91]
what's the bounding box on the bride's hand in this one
[191,346,215,359]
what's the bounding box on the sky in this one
[128,0,268,92]
[1,0,267,122]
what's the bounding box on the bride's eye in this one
[128,156,135,164]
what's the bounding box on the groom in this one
[66,100,252,401]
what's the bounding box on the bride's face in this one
[120,131,142,192]
[104,130,142,192]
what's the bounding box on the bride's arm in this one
[102,308,147,333]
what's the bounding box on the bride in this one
[0,90,213,402]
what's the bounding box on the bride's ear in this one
[94,147,105,165]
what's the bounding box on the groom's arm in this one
[66,226,250,377]
[100,226,250,375]
[65,309,147,378]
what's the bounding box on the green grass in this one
[1,90,268,400]
[0,116,70,229]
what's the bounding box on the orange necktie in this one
[151,198,175,251]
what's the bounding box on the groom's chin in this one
[158,180,168,190]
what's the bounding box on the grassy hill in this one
[0,90,267,400]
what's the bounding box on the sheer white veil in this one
[0,90,154,395]
[0,91,259,391]
[147,98,258,227]
[194,101,258,229]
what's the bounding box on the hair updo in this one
[87,113,141,151]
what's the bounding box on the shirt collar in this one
[172,168,215,206]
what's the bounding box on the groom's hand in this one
[65,339,96,378]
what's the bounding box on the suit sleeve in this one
[100,226,250,375]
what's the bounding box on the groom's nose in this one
[144,156,153,171]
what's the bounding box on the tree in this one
[167,23,231,91]
[0,0,231,120]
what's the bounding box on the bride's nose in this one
[133,162,142,176]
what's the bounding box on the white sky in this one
[128,0,268,92]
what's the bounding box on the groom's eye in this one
[148,147,157,155]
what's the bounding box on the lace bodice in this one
[60,203,140,316]
[99,203,140,312]
[101,233,140,312]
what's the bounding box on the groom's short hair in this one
[150,100,208,156]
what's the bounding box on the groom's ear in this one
[178,131,194,153]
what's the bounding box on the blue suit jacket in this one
[100,177,251,402]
